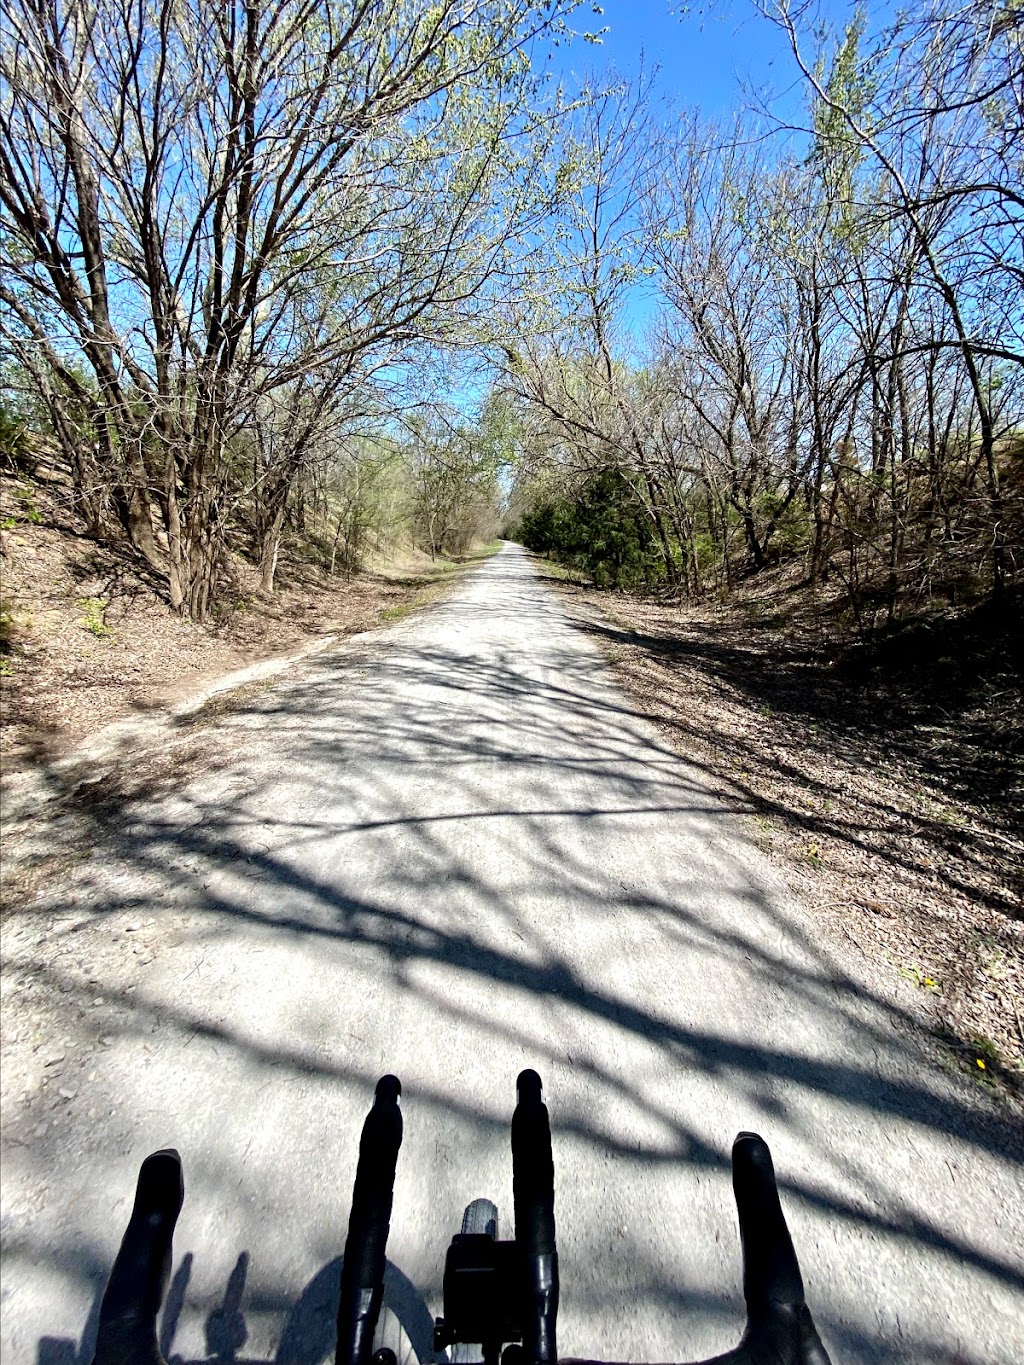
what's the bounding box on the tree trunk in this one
[260,502,287,595]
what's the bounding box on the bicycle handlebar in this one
[725,1133,830,1365]
[90,1148,183,1365]
[336,1074,404,1365]
[88,1076,831,1365]
[540,1136,830,1365]
[512,1069,558,1365]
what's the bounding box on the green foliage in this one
[518,468,666,591]
[0,594,17,652]
[77,597,113,638]
[963,1034,1004,1082]
[804,842,823,869]
[810,8,875,243]
[407,403,503,559]
[899,964,939,991]
[324,437,413,574]
[691,532,718,579]
[2,480,44,528]
[755,490,810,555]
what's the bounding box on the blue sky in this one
[548,1,862,123]
[531,1,865,342]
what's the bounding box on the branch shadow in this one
[5,547,1022,1365]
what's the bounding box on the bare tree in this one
[761,0,1024,590]
[1,0,576,615]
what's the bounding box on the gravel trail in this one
[2,543,1021,1365]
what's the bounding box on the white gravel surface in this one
[2,544,1022,1365]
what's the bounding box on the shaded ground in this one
[543,564,1024,1094]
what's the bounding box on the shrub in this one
[519,469,666,591]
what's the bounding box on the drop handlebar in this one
[88,1071,831,1365]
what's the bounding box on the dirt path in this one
[2,544,1021,1365]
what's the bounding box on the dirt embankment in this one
[0,469,492,770]
[545,563,1024,1098]
[0,468,498,906]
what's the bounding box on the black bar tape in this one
[91,1149,184,1365]
[336,1075,403,1365]
[512,1069,559,1365]
[729,1133,832,1365]
[731,1133,804,1314]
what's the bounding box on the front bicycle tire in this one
[461,1199,499,1240]
[450,1199,500,1365]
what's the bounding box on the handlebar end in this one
[516,1070,543,1104]
[374,1075,402,1106]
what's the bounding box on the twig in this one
[1011,989,1024,1055]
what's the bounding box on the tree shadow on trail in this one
[6,549,1023,1365]
[564,590,1024,922]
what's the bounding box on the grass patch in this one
[418,564,462,582]
[380,602,417,622]
[968,1034,1005,1079]
[804,841,823,869]
[77,596,113,638]
[534,559,591,585]
[462,539,504,561]
[899,964,940,991]
[379,581,449,621]
[935,1025,1014,1090]
[420,541,503,577]
[378,543,501,621]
